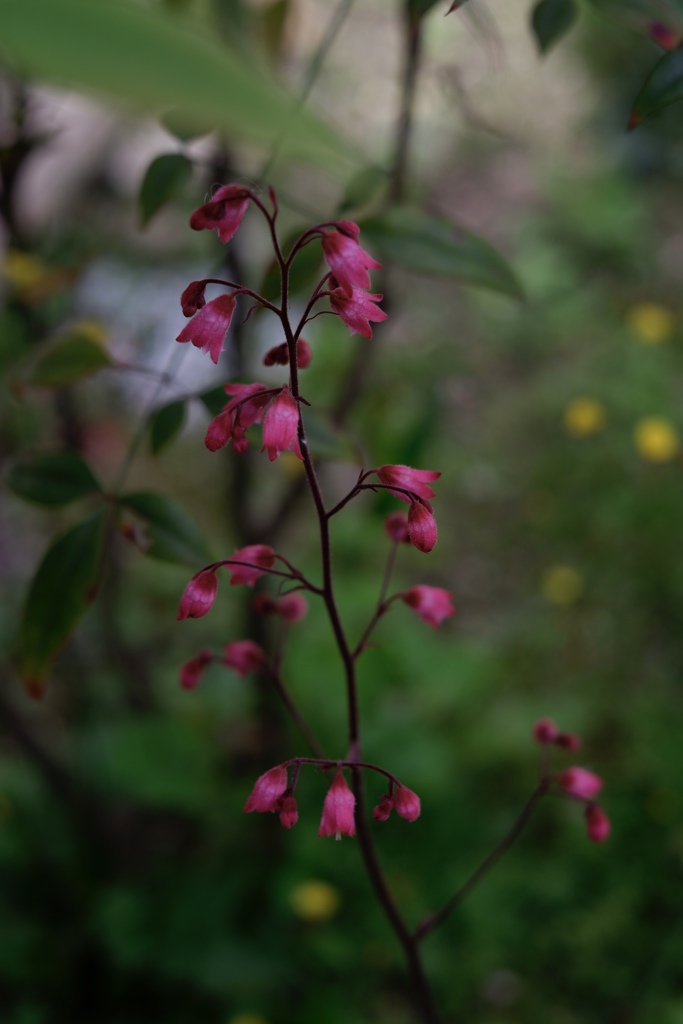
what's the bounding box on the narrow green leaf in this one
[8,453,102,506]
[140,153,193,226]
[19,511,107,698]
[628,49,683,128]
[120,492,210,565]
[531,0,578,53]
[27,335,112,388]
[198,386,228,417]
[361,209,524,301]
[149,400,187,455]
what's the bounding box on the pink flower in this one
[227,544,276,587]
[176,294,236,364]
[385,512,410,544]
[372,794,394,822]
[244,765,289,813]
[533,718,559,745]
[262,338,312,369]
[279,794,299,829]
[394,785,421,822]
[557,767,603,801]
[262,389,302,462]
[401,585,454,628]
[585,803,611,843]
[190,184,250,244]
[649,21,679,49]
[329,284,387,340]
[180,279,207,317]
[223,640,268,677]
[556,732,581,751]
[321,227,381,297]
[377,464,441,503]
[407,501,438,553]
[179,649,213,689]
[177,570,218,620]
[277,593,308,622]
[205,382,270,453]
[318,769,356,839]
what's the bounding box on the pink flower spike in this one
[321,230,381,297]
[556,732,581,751]
[277,593,308,622]
[279,794,299,829]
[223,639,268,677]
[533,718,559,745]
[385,512,410,544]
[244,765,289,814]
[377,464,441,503]
[227,544,276,587]
[585,803,611,843]
[262,389,302,462]
[177,570,218,620]
[394,785,421,822]
[407,501,438,553]
[318,769,356,839]
[180,279,207,317]
[401,585,454,628]
[179,649,213,690]
[329,285,387,340]
[176,293,236,364]
[372,794,394,822]
[557,767,603,801]
[189,184,250,244]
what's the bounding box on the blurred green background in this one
[1,1,683,1022]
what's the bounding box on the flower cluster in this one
[533,719,610,842]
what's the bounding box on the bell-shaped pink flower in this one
[533,718,559,745]
[205,382,270,453]
[179,649,213,689]
[407,501,438,553]
[177,570,218,620]
[372,794,394,822]
[277,593,308,622]
[401,585,454,628]
[377,464,441,503]
[227,544,276,587]
[318,769,356,839]
[180,279,207,317]
[385,512,410,544]
[329,285,387,340]
[244,765,289,813]
[279,794,299,829]
[223,639,268,677]
[262,338,312,369]
[557,767,603,801]
[190,184,250,243]
[262,389,302,462]
[556,732,581,751]
[394,785,421,822]
[585,803,611,843]
[176,294,236,364]
[321,227,381,297]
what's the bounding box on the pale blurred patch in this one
[563,397,606,438]
[634,417,680,463]
[541,565,583,606]
[626,303,675,344]
[289,879,340,921]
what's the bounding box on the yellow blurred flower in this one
[563,397,606,438]
[634,417,680,463]
[541,565,583,607]
[289,880,340,922]
[71,319,108,345]
[3,249,48,289]
[227,1015,268,1024]
[626,303,675,344]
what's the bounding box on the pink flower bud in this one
[296,338,312,369]
[401,585,454,629]
[262,389,302,462]
[252,593,278,615]
[585,803,611,843]
[377,464,441,503]
[244,765,289,814]
[321,229,381,298]
[318,769,356,839]
[407,501,438,553]
[277,593,308,622]
[223,640,268,677]
[557,767,603,801]
[384,512,410,543]
[227,545,276,587]
[372,794,394,822]
[556,732,581,751]
[176,293,236,364]
[394,785,421,822]
[329,285,387,340]
[649,21,679,49]
[279,794,299,829]
[189,184,250,244]
[533,718,559,745]
[177,570,218,620]
[179,649,213,690]
[180,279,207,317]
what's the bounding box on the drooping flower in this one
[377,464,441,503]
[180,279,208,317]
[244,765,289,813]
[384,512,410,544]
[263,338,312,369]
[177,570,218,620]
[223,640,268,677]
[401,585,454,628]
[277,593,308,622]
[372,793,394,822]
[279,794,299,829]
[262,389,302,462]
[329,284,387,340]
[394,785,421,822]
[585,803,611,843]
[176,293,236,364]
[179,649,213,689]
[227,544,276,587]
[533,718,559,745]
[557,767,603,801]
[556,732,581,751]
[190,184,250,243]
[205,382,271,453]
[321,226,381,297]
[318,769,356,839]
[407,501,438,553]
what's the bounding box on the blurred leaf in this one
[198,386,227,417]
[160,107,214,141]
[139,153,193,226]
[259,0,290,63]
[8,453,102,506]
[120,491,210,565]
[260,228,324,302]
[531,0,578,52]
[628,49,683,128]
[362,209,524,300]
[26,334,112,388]
[0,0,348,164]
[408,0,443,20]
[19,511,107,697]
[149,400,187,454]
[337,166,388,217]
[588,0,683,37]
[303,408,357,462]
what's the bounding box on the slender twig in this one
[390,2,424,205]
[353,542,400,658]
[268,671,326,759]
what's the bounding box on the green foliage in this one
[24,334,112,388]
[629,49,683,128]
[119,491,210,565]
[149,400,187,455]
[8,453,102,506]
[139,154,193,226]
[531,0,579,53]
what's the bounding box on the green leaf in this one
[19,511,107,698]
[628,49,683,128]
[120,492,210,565]
[259,0,290,64]
[139,153,193,226]
[26,334,112,388]
[408,0,443,20]
[361,209,524,300]
[531,0,578,52]
[149,400,187,455]
[0,0,347,165]
[337,166,388,217]
[198,386,228,417]
[588,0,683,38]
[301,408,357,462]
[8,453,102,506]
